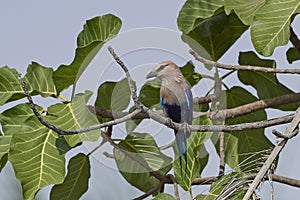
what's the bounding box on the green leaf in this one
[0,63,57,105]
[8,116,65,200]
[287,47,300,64]
[53,14,122,93]
[180,61,202,87]
[95,78,130,123]
[174,115,212,191]
[238,51,300,111]
[183,12,248,61]
[139,79,161,108]
[125,106,143,133]
[251,0,300,56]
[224,0,265,25]
[114,132,172,193]
[0,134,11,171]
[177,0,224,34]
[50,153,90,200]
[153,193,176,200]
[23,62,57,97]
[0,103,42,171]
[0,103,43,135]
[0,66,22,105]
[48,91,100,147]
[219,87,273,171]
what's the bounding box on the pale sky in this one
[0,1,299,199]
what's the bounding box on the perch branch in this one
[88,91,300,122]
[243,107,300,200]
[21,77,295,135]
[190,49,300,74]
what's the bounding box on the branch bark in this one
[190,49,300,74]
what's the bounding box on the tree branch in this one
[108,46,141,109]
[20,78,143,135]
[190,49,300,74]
[211,92,300,119]
[243,107,300,200]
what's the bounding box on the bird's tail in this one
[175,130,188,177]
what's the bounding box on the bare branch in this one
[168,174,180,200]
[212,92,300,119]
[108,46,141,109]
[243,107,300,200]
[87,105,149,119]
[190,49,300,74]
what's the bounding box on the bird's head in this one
[146,61,181,80]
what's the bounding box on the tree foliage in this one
[0,1,300,199]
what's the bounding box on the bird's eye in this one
[157,64,168,72]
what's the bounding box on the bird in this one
[146,61,193,174]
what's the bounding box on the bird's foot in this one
[181,122,191,136]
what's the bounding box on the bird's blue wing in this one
[184,88,193,124]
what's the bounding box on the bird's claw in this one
[180,122,191,136]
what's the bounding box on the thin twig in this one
[168,174,180,200]
[190,49,300,74]
[243,107,300,200]
[108,46,141,109]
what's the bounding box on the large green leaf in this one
[0,134,11,171]
[218,87,273,171]
[0,66,22,105]
[50,153,90,200]
[95,79,130,123]
[173,116,211,191]
[224,0,265,25]
[177,0,224,34]
[0,103,42,135]
[0,63,57,105]
[53,14,122,93]
[180,61,202,87]
[139,79,161,108]
[0,103,43,171]
[183,13,248,61]
[114,132,172,193]
[238,51,300,111]
[287,47,300,64]
[48,91,100,147]
[23,62,57,97]
[251,0,300,56]
[8,116,65,200]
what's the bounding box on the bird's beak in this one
[146,71,157,79]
